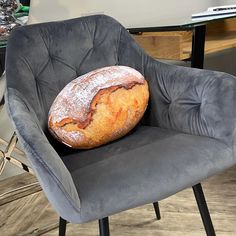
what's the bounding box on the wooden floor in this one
[1,165,236,236]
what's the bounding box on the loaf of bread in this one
[48,66,149,149]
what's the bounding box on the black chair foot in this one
[193,183,216,236]
[153,202,161,220]
[59,217,67,236]
[99,217,110,236]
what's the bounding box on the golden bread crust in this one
[48,66,149,149]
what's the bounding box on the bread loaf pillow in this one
[48,66,149,149]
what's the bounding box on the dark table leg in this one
[0,47,6,105]
[191,25,206,69]
[0,47,6,75]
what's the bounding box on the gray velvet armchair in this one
[5,15,236,236]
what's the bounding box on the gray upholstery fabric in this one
[5,15,236,223]
[62,126,233,222]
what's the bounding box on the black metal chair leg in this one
[99,217,110,236]
[153,202,161,220]
[59,217,67,236]
[192,183,216,236]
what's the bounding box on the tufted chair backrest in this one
[6,15,126,132]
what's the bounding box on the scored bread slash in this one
[49,66,145,128]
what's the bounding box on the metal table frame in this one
[128,14,236,70]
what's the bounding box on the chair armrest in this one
[144,59,236,146]
[118,27,236,145]
[5,88,81,223]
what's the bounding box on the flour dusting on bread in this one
[48,66,149,149]
[49,66,145,126]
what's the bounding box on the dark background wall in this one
[205,48,236,76]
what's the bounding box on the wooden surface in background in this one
[0,173,40,206]
[0,173,57,236]
[0,165,236,236]
[133,18,236,60]
[133,31,192,60]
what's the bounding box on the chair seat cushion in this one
[61,125,233,223]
